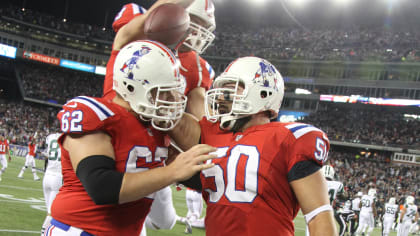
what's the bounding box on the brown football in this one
[144,3,190,49]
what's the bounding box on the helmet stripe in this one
[142,40,179,76]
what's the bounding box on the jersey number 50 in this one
[202,145,260,203]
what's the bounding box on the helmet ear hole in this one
[260,91,267,98]
[127,85,134,92]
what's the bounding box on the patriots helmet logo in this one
[120,46,152,79]
[253,60,279,90]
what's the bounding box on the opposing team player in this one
[351,191,363,235]
[397,196,419,236]
[382,197,399,236]
[45,40,216,236]
[0,134,11,181]
[169,57,337,235]
[18,139,40,181]
[336,200,356,236]
[318,165,345,236]
[41,132,63,235]
[355,188,377,236]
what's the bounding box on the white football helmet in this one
[406,196,415,205]
[205,57,284,130]
[184,0,216,54]
[368,188,377,197]
[321,165,335,180]
[357,192,363,197]
[113,40,187,131]
[388,197,396,205]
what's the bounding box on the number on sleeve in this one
[314,137,328,162]
[61,111,83,132]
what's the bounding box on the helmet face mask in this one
[113,40,187,131]
[184,0,216,54]
[205,57,284,130]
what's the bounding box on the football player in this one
[350,191,363,235]
[104,0,216,234]
[18,139,40,181]
[355,188,377,236]
[318,165,345,236]
[398,196,419,236]
[45,40,216,236]
[41,132,63,235]
[382,197,399,236]
[0,134,11,181]
[169,57,338,236]
[336,200,356,236]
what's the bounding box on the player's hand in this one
[8,156,11,162]
[168,144,216,182]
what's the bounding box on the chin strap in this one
[220,115,252,133]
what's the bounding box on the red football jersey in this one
[102,50,119,100]
[0,140,9,154]
[199,119,330,236]
[28,143,36,156]
[178,51,215,95]
[52,96,167,235]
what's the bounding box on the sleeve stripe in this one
[206,62,215,79]
[67,97,114,121]
[77,96,114,117]
[132,3,140,15]
[293,127,322,139]
[285,123,322,139]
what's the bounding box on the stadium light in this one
[248,0,267,6]
[332,0,354,6]
[286,0,312,8]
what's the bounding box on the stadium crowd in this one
[19,63,103,104]
[3,4,420,63]
[329,149,420,215]
[303,106,420,147]
[0,100,59,147]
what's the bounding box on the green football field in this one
[0,156,397,236]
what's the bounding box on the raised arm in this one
[113,0,195,51]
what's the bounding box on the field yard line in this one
[0,184,43,192]
[0,229,39,234]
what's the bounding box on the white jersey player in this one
[41,133,63,235]
[382,197,399,236]
[356,189,377,236]
[350,192,363,235]
[398,196,419,236]
[306,165,343,236]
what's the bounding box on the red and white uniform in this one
[178,51,214,96]
[0,139,8,155]
[24,143,37,167]
[199,119,329,236]
[102,4,215,100]
[51,96,167,235]
[0,139,9,170]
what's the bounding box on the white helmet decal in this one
[113,40,187,131]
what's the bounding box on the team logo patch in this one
[120,46,152,79]
[253,61,279,91]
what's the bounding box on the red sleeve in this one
[286,125,330,172]
[57,97,115,134]
[103,50,119,99]
[112,3,146,33]
[198,57,215,91]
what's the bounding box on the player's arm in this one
[372,201,377,218]
[6,143,11,161]
[168,113,201,151]
[113,0,195,51]
[186,87,206,119]
[399,207,407,223]
[290,170,338,236]
[63,131,215,205]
